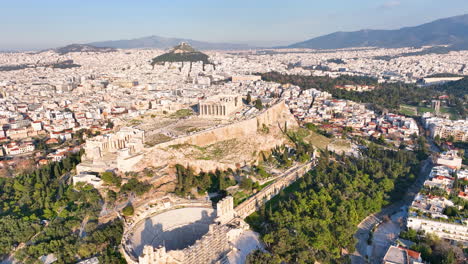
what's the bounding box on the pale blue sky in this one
[1,0,468,50]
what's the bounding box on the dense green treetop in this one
[0,151,125,263]
[151,43,211,65]
[246,145,420,263]
[261,72,467,117]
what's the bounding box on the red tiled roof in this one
[435,175,453,181]
[398,246,421,260]
[406,248,421,260]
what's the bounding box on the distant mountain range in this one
[287,14,468,50]
[88,35,254,50]
[49,14,468,53]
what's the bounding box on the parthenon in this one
[198,94,243,118]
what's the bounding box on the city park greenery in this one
[0,151,125,264]
[246,144,422,263]
[261,72,467,118]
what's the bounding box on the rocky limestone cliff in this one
[135,101,298,173]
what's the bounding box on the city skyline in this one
[2,0,468,50]
[1,1,467,262]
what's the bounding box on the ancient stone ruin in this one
[76,127,145,173]
[129,197,238,264]
[198,94,243,119]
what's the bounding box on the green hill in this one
[436,77,468,98]
[151,43,211,66]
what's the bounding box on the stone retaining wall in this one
[152,100,296,149]
[235,162,314,219]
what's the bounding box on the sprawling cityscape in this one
[0,2,467,264]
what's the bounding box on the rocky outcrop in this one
[156,100,295,148]
[136,101,298,172]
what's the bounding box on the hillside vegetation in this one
[246,145,422,263]
[151,43,210,65]
[0,151,125,263]
[262,72,467,118]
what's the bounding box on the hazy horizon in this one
[2,0,468,50]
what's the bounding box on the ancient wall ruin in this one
[77,127,145,173]
[138,224,230,264]
[77,100,297,174]
[235,162,314,218]
[216,196,234,225]
[83,127,145,160]
[134,197,236,264]
[132,162,315,264]
[155,100,297,148]
[182,224,230,264]
[199,94,243,119]
[131,100,298,173]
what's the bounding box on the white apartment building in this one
[429,165,453,178]
[407,217,468,244]
[457,169,468,180]
[424,117,468,142]
[3,142,35,156]
[433,150,463,170]
[31,121,43,131]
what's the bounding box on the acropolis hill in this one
[77,99,298,176]
[141,99,298,172]
[75,96,304,264]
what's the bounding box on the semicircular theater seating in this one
[129,207,216,258]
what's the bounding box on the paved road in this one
[350,158,432,264]
[370,211,405,263]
